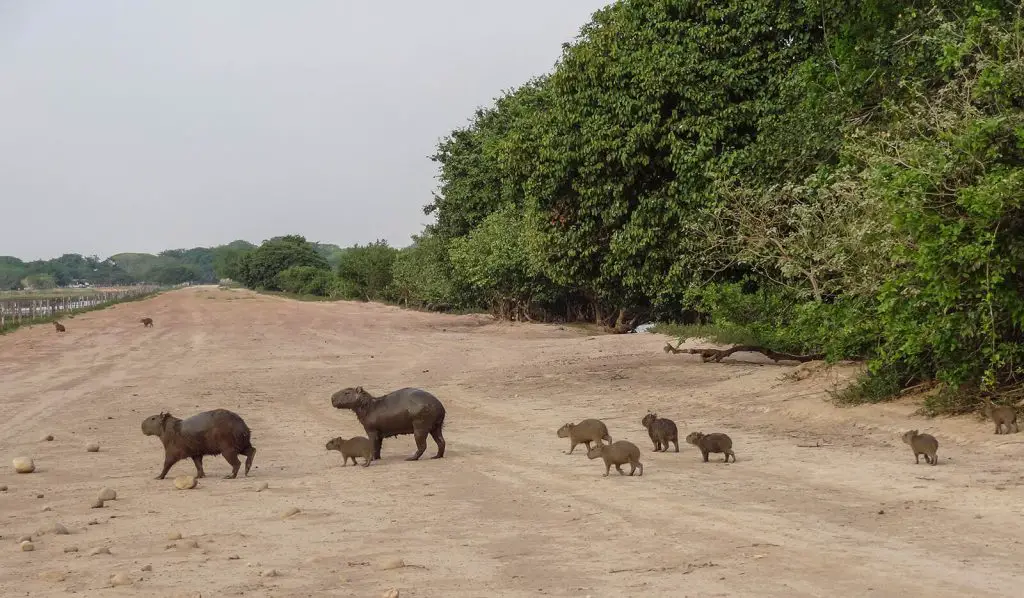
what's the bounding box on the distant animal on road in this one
[53,321,66,333]
[140,317,154,327]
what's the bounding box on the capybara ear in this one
[356,386,363,394]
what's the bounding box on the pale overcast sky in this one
[0,0,609,260]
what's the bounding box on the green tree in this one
[334,240,398,301]
[236,235,329,290]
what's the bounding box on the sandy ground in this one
[1,286,1023,598]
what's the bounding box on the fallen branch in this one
[665,342,823,364]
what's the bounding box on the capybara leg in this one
[1013,422,1020,433]
[362,456,371,467]
[566,440,577,455]
[156,456,175,480]
[914,452,920,464]
[673,439,679,453]
[702,450,709,463]
[407,430,428,461]
[636,462,643,476]
[223,451,241,479]
[615,463,625,476]
[243,447,255,476]
[191,456,206,478]
[603,463,611,477]
[930,453,937,466]
[430,426,446,459]
[725,451,735,463]
[628,463,636,476]
[369,432,383,460]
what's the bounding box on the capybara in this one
[140,317,153,327]
[53,321,65,333]
[901,430,938,465]
[685,431,735,463]
[641,412,679,452]
[587,440,643,476]
[330,386,446,461]
[141,409,256,479]
[984,402,1018,435]
[557,419,612,454]
[325,436,373,467]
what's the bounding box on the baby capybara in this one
[587,440,643,477]
[901,430,938,465]
[641,412,679,452]
[141,409,256,479]
[140,317,153,327]
[53,321,65,333]
[557,419,612,454]
[984,402,1018,435]
[326,436,373,467]
[685,431,735,463]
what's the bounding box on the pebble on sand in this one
[280,507,300,519]
[173,476,197,490]
[20,541,35,552]
[91,499,105,509]
[382,590,400,598]
[63,546,79,553]
[85,443,100,453]
[260,568,279,577]
[109,573,132,587]
[97,488,117,502]
[378,558,406,571]
[141,564,153,572]
[167,532,183,541]
[13,457,35,474]
[89,546,111,556]
[40,435,54,442]
[0,484,7,491]
[18,535,32,543]
[256,482,269,492]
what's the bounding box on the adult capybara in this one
[141,409,256,479]
[53,321,65,333]
[641,412,679,452]
[556,419,612,454]
[140,317,154,327]
[984,402,1018,435]
[325,436,373,467]
[685,431,735,463]
[901,430,938,465]
[587,440,643,477]
[330,386,446,461]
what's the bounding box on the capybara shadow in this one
[140,317,154,327]
[557,419,612,454]
[984,402,1018,435]
[686,431,735,463]
[641,412,679,452]
[331,386,446,461]
[141,409,256,479]
[901,430,938,465]
[53,321,65,333]
[326,436,373,467]
[587,440,643,477]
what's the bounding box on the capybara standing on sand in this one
[587,440,643,476]
[984,402,1018,434]
[140,317,153,327]
[901,430,938,465]
[641,412,679,452]
[325,436,373,467]
[141,409,256,479]
[330,386,446,461]
[53,321,65,333]
[685,431,735,463]
[557,419,612,454]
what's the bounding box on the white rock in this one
[378,558,405,571]
[20,541,35,552]
[89,546,111,556]
[109,573,132,586]
[260,568,278,577]
[97,487,117,502]
[13,457,35,474]
[382,590,400,598]
[173,476,197,490]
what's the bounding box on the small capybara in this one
[141,409,256,479]
[325,436,373,467]
[901,430,938,465]
[685,431,735,463]
[140,317,154,327]
[587,440,643,476]
[557,419,612,454]
[53,321,65,333]
[984,402,1018,435]
[641,412,679,452]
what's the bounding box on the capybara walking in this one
[984,402,1018,435]
[141,409,256,479]
[53,321,65,333]
[686,431,735,463]
[901,430,938,465]
[557,419,612,454]
[140,317,153,327]
[587,440,643,476]
[330,386,446,461]
[326,436,373,467]
[641,412,679,452]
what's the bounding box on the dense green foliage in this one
[235,235,329,291]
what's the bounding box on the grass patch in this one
[0,289,165,335]
[648,323,762,346]
[0,288,109,300]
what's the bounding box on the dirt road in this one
[1,286,1022,597]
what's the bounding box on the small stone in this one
[63,546,79,553]
[228,555,240,560]
[36,493,44,499]
[88,519,99,525]
[141,564,152,572]
[85,443,100,453]
[260,568,278,577]
[13,457,36,473]
[167,532,183,541]
[89,546,111,556]
[877,509,885,515]
[38,522,69,536]
[41,434,54,442]
[109,573,131,586]
[39,571,66,582]
[256,482,269,492]
[91,499,105,509]
[378,558,405,571]
[41,505,52,512]
[382,590,400,598]
[0,484,7,491]
[97,488,117,502]
[173,476,197,490]
[20,541,35,551]
[18,535,32,543]
[165,543,177,550]
[280,507,300,519]
[184,540,199,549]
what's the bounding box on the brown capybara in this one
[641,412,679,452]
[587,440,643,477]
[557,419,612,454]
[331,386,446,460]
[984,402,1018,435]
[140,317,154,327]
[901,430,938,465]
[53,321,65,333]
[325,436,373,467]
[141,409,256,479]
[685,431,735,463]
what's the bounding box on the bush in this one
[276,266,336,296]
[334,240,398,301]
[236,235,329,290]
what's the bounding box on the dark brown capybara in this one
[984,402,1018,434]
[641,412,679,452]
[141,409,256,479]
[587,440,643,477]
[901,430,938,465]
[686,431,735,463]
[556,419,612,454]
[325,436,373,467]
[330,386,446,461]
[53,321,66,333]
[140,317,154,327]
